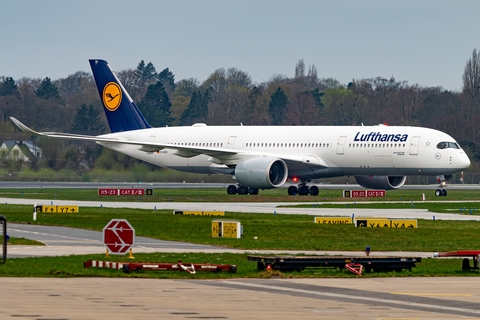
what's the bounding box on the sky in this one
[1,0,479,91]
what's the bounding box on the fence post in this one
[0,216,6,264]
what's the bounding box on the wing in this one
[10,117,328,168]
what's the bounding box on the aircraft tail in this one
[89,59,151,133]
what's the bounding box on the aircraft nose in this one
[460,152,471,169]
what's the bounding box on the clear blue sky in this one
[1,0,479,91]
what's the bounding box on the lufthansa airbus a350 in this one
[10,59,471,196]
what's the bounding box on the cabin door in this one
[409,136,420,155]
[336,136,347,155]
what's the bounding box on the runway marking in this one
[8,228,103,244]
[391,292,472,297]
[220,281,480,316]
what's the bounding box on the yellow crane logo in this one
[102,82,122,111]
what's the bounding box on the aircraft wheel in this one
[298,186,309,196]
[249,188,259,195]
[238,186,249,195]
[435,189,442,197]
[287,186,297,195]
[442,189,447,196]
[227,185,237,195]
[309,186,319,196]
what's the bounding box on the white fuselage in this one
[98,124,470,180]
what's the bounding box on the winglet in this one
[89,59,151,133]
[10,117,46,136]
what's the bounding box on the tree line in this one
[0,50,479,174]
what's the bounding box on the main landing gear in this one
[227,184,259,195]
[287,180,319,196]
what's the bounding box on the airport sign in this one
[103,219,135,254]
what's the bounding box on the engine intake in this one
[235,157,288,189]
[355,175,406,190]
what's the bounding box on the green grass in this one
[1,187,480,204]
[0,252,477,278]
[2,204,480,252]
[0,236,44,245]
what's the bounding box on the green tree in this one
[322,88,365,125]
[268,87,288,125]
[135,60,157,87]
[174,78,199,97]
[38,136,64,169]
[71,104,106,134]
[35,77,60,100]
[179,90,211,125]
[139,82,172,127]
[157,68,176,91]
[0,77,19,97]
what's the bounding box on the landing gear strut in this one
[227,184,259,195]
[287,180,319,196]
[435,179,447,197]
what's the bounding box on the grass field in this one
[0,252,476,279]
[2,187,480,203]
[1,187,479,278]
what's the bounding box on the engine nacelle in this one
[354,175,406,190]
[235,157,288,189]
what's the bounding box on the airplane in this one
[10,59,471,197]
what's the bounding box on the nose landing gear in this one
[435,177,448,197]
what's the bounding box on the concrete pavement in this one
[1,277,480,319]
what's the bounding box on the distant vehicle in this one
[10,59,470,196]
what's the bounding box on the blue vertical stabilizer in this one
[89,59,151,133]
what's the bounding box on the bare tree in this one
[462,49,480,100]
[295,59,305,78]
[285,91,320,125]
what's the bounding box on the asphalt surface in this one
[2,277,480,319]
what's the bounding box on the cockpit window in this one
[436,142,460,149]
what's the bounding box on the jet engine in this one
[235,157,288,189]
[354,175,406,190]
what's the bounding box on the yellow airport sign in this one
[57,206,79,213]
[35,205,79,213]
[202,211,225,216]
[355,218,418,228]
[355,218,390,228]
[212,220,242,238]
[174,210,224,216]
[314,217,353,224]
[212,221,221,237]
[390,219,417,228]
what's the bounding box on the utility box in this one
[212,220,242,238]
